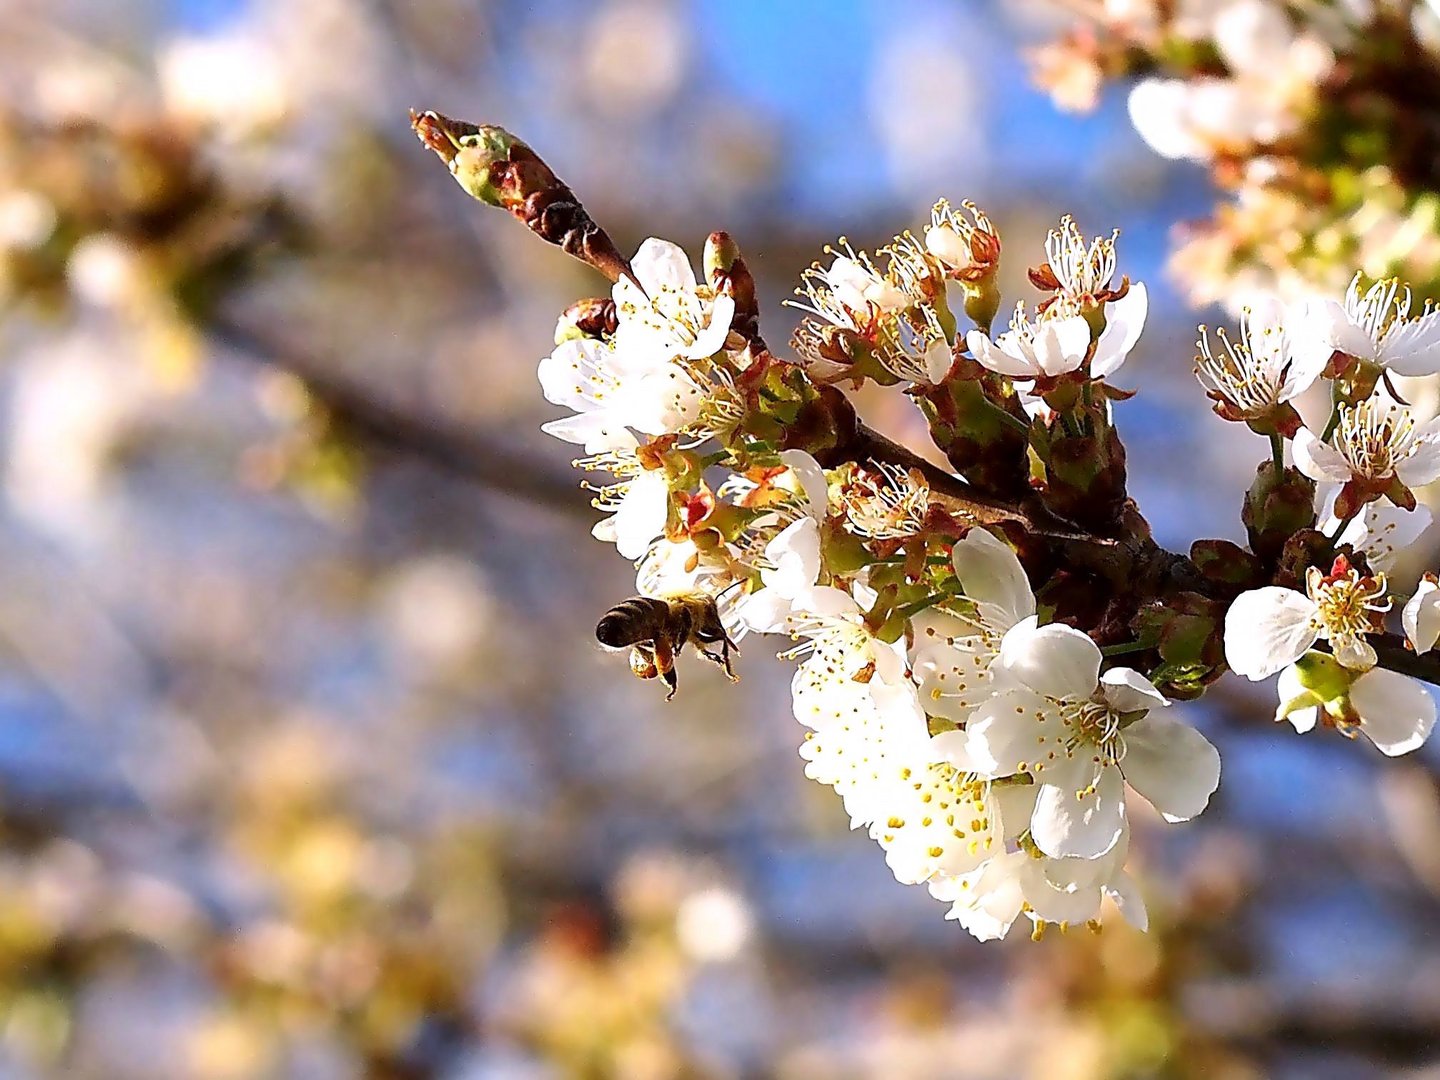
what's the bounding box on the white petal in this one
[1350,668,1437,756]
[1404,579,1440,655]
[1396,436,1440,487]
[686,293,735,359]
[951,528,1036,631]
[1127,79,1206,161]
[923,338,954,384]
[1223,587,1319,681]
[538,338,610,410]
[997,617,1101,699]
[1292,427,1354,483]
[540,411,636,454]
[614,472,669,559]
[1381,309,1440,376]
[760,518,822,598]
[1288,299,1357,383]
[778,450,830,520]
[1120,712,1221,822]
[967,329,1036,378]
[1332,635,1377,671]
[962,687,1059,776]
[1275,664,1319,733]
[1034,315,1090,377]
[1099,667,1169,714]
[1090,282,1147,379]
[1031,767,1126,859]
[1104,871,1149,932]
[631,237,697,295]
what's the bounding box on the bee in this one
[595,594,739,701]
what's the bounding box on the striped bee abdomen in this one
[595,597,670,648]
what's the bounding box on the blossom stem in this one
[1270,432,1284,472]
[1321,383,1343,441]
[1100,639,1154,657]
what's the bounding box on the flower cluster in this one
[1215,274,1440,755]
[417,111,1440,947]
[1032,0,1440,310]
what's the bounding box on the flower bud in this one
[410,110,633,285]
[1242,461,1316,564]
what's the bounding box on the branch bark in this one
[209,315,589,516]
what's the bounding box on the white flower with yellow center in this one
[1293,395,1440,491]
[841,463,931,540]
[910,528,1036,723]
[612,237,735,366]
[1194,298,1327,421]
[950,618,1220,860]
[1224,556,1390,680]
[967,290,1146,382]
[1308,273,1440,377]
[1317,486,1432,573]
[580,449,670,560]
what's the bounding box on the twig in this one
[209,315,588,516]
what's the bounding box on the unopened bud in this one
[410,109,634,286]
[1243,461,1316,564]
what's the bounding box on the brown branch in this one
[208,315,589,516]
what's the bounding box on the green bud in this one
[1243,461,1316,564]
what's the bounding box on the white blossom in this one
[1194,297,1328,420]
[910,528,1036,723]
[1305,272,1440,377]
[1317,487,1432,572]
[928,822,1147,940]
[965,286,1146,383]
[951,617,1220,860]
[1277,659,1436,757]
[1293,395,1440,490]
[612,237,736,365]
[1224,557,1389,679]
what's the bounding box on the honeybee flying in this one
[595,594,739,701]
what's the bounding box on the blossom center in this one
[1333,397,1418,479]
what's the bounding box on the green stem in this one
[1100,639,1155,657]
[1321,383,1342,441]
[1269,432,1284,472]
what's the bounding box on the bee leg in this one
[654,637,677,701]
[697,638,739,681]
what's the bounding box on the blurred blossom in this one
[674,886,751,962]
[66,233,146,310]
[4,334,152,535]
[584,0,688,118]
[158,35,289,131]
[376,555,496,672]
[867,22,987,197]
[0,190,57,251]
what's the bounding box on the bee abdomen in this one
[595,597,668,648]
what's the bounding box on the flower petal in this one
[686,292,735,359]
[1090,282,1147,379]
[1031,767,1126,859]
[1292,428,1354,483]
[951,528,1036,631]
[1035,315,1090,377]
[1120,712,1221,822]
[1099,667,1169,714]
[614,471,669,560]
[1275,663,1319,733]
[631,237,696,294]
[1223,587,1319,681]
[1380,308,1440,376]
[967,329,1035,378]
[1404,578,1440,655]
[1104,871,1149,932]
[961,687,1059,776]
[1350,668,1437,756]
[996,617,1102,699]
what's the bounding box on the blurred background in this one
[0,0,1439,1076]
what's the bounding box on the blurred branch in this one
[209,315,589,516]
